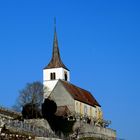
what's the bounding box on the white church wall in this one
[43,68,70,98]
[74,100,98,119]
[95,106,103,120]
[43,80,58,98]
[43,68,70,82]
[50,82,75,112]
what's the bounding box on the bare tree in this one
[13,81,44,113]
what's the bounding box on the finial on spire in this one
[54,17,56,32]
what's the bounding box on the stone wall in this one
[73,121,116,140]
[0,106,116,140]
[24,119,53,134]
[35,137,62,140]
[0,117,56,139]
[0,106,21,119]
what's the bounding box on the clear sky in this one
[0,0,140,139]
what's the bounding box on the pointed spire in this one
[52,18,60,61]
[44,20,69,70]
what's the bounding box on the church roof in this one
[44,27,69,70]
[59,80,101,107]
[0,106,21,119]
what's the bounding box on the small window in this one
[50,73,53,80]
[84,105,87,115]
[50,72,56,80]
[64,72,68,81]
[53,73,56,79]
[76,102,78,112]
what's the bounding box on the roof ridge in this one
[59,79,101,107]
[59,79,92,94]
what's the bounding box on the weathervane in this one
[54,17,56,31]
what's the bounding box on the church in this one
[0,25,116,140]
[43,26,103,122]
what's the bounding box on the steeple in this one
[44,22,69,70]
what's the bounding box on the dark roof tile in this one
[44,28,69,70]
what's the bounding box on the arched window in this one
[64,72,68,81]
[50,73,53,80]
[53,73,56,79]
[50,72,56,80]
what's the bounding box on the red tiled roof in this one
[59,80,101,107]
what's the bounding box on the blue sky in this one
[0,0,140,139]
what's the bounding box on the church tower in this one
[43,25,70,98]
